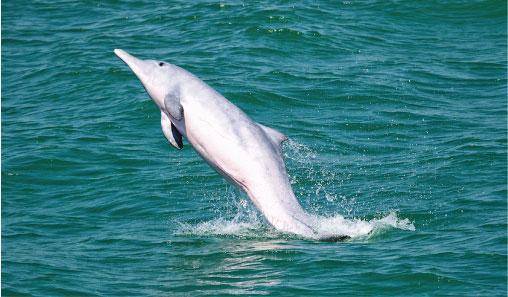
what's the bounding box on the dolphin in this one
[114,49,349,242]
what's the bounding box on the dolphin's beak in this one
[114,49,149,81]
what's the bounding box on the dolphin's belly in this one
[183,100,279,185]
[184,111,270,190]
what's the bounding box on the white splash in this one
[310,211,415,239]
[177,213,266,238]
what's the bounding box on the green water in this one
[2,1,507,296]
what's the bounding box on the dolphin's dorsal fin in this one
[161,111,183,149]
[164,92,183,121]
[257,123,288,148]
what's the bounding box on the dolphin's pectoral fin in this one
[164,93,183,121]
[257,123,288,147]
[161,111,183,149]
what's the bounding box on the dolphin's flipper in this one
[161,111,183,149]
[164,93,183,121]
[257,123,287,147]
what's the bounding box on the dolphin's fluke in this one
[319,235,351,242]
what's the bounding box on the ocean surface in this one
[2,1,507,296]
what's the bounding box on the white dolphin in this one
[114,49,348,241]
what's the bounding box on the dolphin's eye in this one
[159,62,164,67]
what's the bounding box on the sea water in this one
[2,1,506,295]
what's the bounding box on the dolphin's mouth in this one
[114,49,147,80]
[114,49,133,64]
